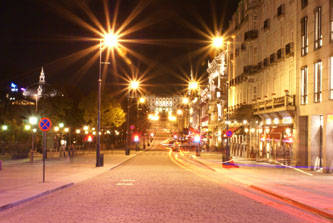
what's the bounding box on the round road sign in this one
[39,117,52,132]
[226,130,233,138]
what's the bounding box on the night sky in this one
[1,0,239,96]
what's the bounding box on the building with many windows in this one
[296,0,333,172]
[215,0,333,172]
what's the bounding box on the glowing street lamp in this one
[188,80,199,92]
[59,123,64,128]
[96,33,120,167]
[182,97,189,105]
[103,32,119,48]
[129,80,140,91]
[54,126,60,132]
[126,79,141,156]
[29,116,38,125]
[139,97,145,104]
[76,129,81,134]
[212,36,223,49]
[1,125,8,131]
[177,109,183,116]
[24,125,31,131]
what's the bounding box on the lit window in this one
[301,17,308,56]
[301,66,308,104]
[314,7,322,49]
[314,61,322,103]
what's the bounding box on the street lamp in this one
[126,79,140,155]
[29,116,38,154]
[211,35,230,162]
[188,79,201,156]
[96,32,119,167]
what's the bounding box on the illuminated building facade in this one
[219,0,333,172]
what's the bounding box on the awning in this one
[268,126,285,140]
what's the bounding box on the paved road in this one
[0,148,328,223]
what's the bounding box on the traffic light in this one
[133,134,140,142]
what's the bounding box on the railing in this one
[253,94,295,112]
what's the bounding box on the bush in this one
[6,143,30,159]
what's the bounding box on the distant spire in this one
[39,67,45,84]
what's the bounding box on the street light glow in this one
[24,125,31,131]
[29,116,38,125]
[212,36,223,48]
[54,126,60,132]
[139,97,145,103]
[129,80,140,90]
[177,109,183,115]
[182,97,189,104]
[103,32,119,48]
[59,123,64,128]
[188,81,199,91]
[2,125,8,131]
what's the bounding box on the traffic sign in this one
[226,130,233,138]
[39,117,52,132]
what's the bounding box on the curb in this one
[109,153,139,170]
[188,156,216,172]
[0,153,140,212]
[250,185,333,221]
[0,183,74,212]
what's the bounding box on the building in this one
[206,52,228,149]
[296,0,333,172]
[215,0,333,172]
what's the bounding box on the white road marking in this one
[120,179,136,182]
[116,183,134,186]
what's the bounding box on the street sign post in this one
[38,117,52,183]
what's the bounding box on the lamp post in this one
[188,80,201,156]
[28,116,38,162]
[126,80,140,155]
[212,35,230,162]
[96,32,118,167]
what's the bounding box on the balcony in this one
[253,94,295,115]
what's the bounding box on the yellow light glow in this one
[182,97,189,104]
[76,129,81,134]
[24,125,31,131]
[139,97,145,103]
[129,80,139,90]
[64,128,69,133]
[177,109,183,115]
[54,126,60,132]
[83,125,89,131]
[103,32,118,48]
[212,36,223,48]
[29,116,38,125]
[188,81,199,91]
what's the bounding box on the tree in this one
[79,91,126,129]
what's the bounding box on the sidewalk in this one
[181,151,333,220]
[0,150,139,211]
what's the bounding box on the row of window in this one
[300,57,333,104]
[301,2,333,56]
